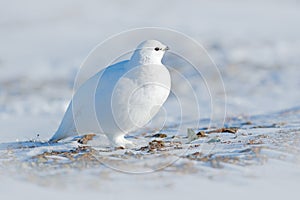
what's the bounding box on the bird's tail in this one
[48,131,60,143]
[48,129,68,143]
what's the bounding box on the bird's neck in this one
[130,51,162,66]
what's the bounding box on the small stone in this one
[207,127,238,134]
[196,131,206,137]
[152,133,167,138]
[77,134,96,144]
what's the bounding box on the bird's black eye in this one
[154,47,160,51]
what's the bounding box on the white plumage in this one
[49,40,171,147]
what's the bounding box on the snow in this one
[0,0,300,199]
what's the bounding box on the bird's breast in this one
[96,64,171,132]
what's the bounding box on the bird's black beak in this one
[164,46,169,51]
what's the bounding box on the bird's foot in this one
[111,135,136,149]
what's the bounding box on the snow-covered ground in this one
[0,0,300,199]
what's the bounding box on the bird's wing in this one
[49,60,130,142]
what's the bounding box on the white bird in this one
[49,40,171,148]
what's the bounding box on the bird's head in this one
[130,40,169,65]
